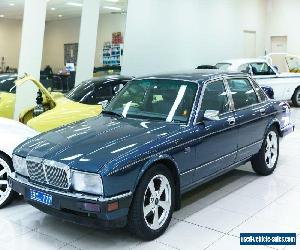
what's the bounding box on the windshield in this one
[105,79,198,124]
[65,79,113,105]
[0,75,16,93]
[215,63,231,71]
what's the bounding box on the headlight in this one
[71,171,103,195]
[12,154,29,177]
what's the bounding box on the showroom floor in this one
[1,108,299,250]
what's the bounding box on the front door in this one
[192,79,238,182]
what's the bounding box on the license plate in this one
[30,189,53,206]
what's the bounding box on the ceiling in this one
[0,0,128,21]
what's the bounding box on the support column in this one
[75,0,101,85]
[14,0,47,119]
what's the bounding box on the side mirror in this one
[98,100,109,107]
[261,86,274,99]
[273,65,280,73]
[204,110,220,121]
[196,110,220,124]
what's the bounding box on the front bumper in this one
[8,173,132,229]
[280,123,295,137]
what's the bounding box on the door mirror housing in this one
[196,110,220,124]
[98,100,109,107]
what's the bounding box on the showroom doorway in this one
[243,30,256,58]
[271,36,287,53]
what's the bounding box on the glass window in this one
[105,79,198,124]
[251,80,267,102]
[200,80,230,114]
[215,63,232,71]
[228,78,259,109]
[0,75,16,93]
[238,64,251,74]
[250,63,276,76]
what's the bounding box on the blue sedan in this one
[9,70,294,240]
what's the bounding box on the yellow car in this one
[0,74,18,119]
[17,75,132,132]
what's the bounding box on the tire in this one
[292,87,300,107]
[0,154,15,208]
[127,164,175,241]
[251,126,279,176]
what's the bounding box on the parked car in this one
[264,53,300,73]
[9,70,294,240]
[0,118,38,208]
[17,74,132,132]
[215,58,300,107]
[0,74,17,119]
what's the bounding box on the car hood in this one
[278,72,300,77]
[27,97,102,132]
[14,115,182,173]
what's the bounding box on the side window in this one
[228,78,259,109]
[250,63,276,76]
[90,85,113,104]
[251,80,267,102]
[200,80,230,114]
[238,64,251,74]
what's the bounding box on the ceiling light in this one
[51,7,56,10]
[103,6,121,11]
[58,14,63,17]
[0,14,4,18]
[67,2,83,7]
[9,3,15,6]
[105,0,119,2]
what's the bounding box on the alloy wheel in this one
[0,158,12,206]
[143,174,171,230]
[265,131,278,169]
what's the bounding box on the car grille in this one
[26,158,70,189]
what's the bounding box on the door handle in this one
[227,117,236,126]
[260,108,266,115]
[184,147,191,154]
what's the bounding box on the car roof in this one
[217,58,268,65]
[136,70,248,84]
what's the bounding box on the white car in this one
[215,58,300,107]
[0,118,38,208]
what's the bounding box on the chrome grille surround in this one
[26,156,71,189]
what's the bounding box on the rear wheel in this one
[292,87,300,107]
[0,154,15,208]
[251,127,279,176]
[127,165,174,240]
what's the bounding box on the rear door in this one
[226,77,271,162]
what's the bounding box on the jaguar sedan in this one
[9,70,294,240]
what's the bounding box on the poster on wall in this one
[64,43,78,65]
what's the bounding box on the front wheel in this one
[251,127,279,176]
[127,165,174,240]
[292,87,300,107]
[0,154,15,208]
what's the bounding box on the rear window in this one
[215,63,232,71]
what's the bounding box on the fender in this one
[133,153,180,192]
[264,117,281,137]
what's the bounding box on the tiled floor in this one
[1,108,299,250]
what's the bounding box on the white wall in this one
[266,0,300,55]
[42,13,127,72]
[122,0,267,76]
[0,19,22,69]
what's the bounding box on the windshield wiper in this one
[102,110,124,118]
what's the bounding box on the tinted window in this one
[250,63,276,75]
[200,80,230,114]
[66,79,115,105]
[251,80,267,102]
[0,75,16,93]
[106,79,198,124]
[228,78,259,109]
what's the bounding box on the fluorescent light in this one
[67,2,83,7]
[103,6,121,11]
[105,0,119,2]
[9,3,15,6]
[58,14,63,17]
[0,14,4,18]
[51,7,56,10]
